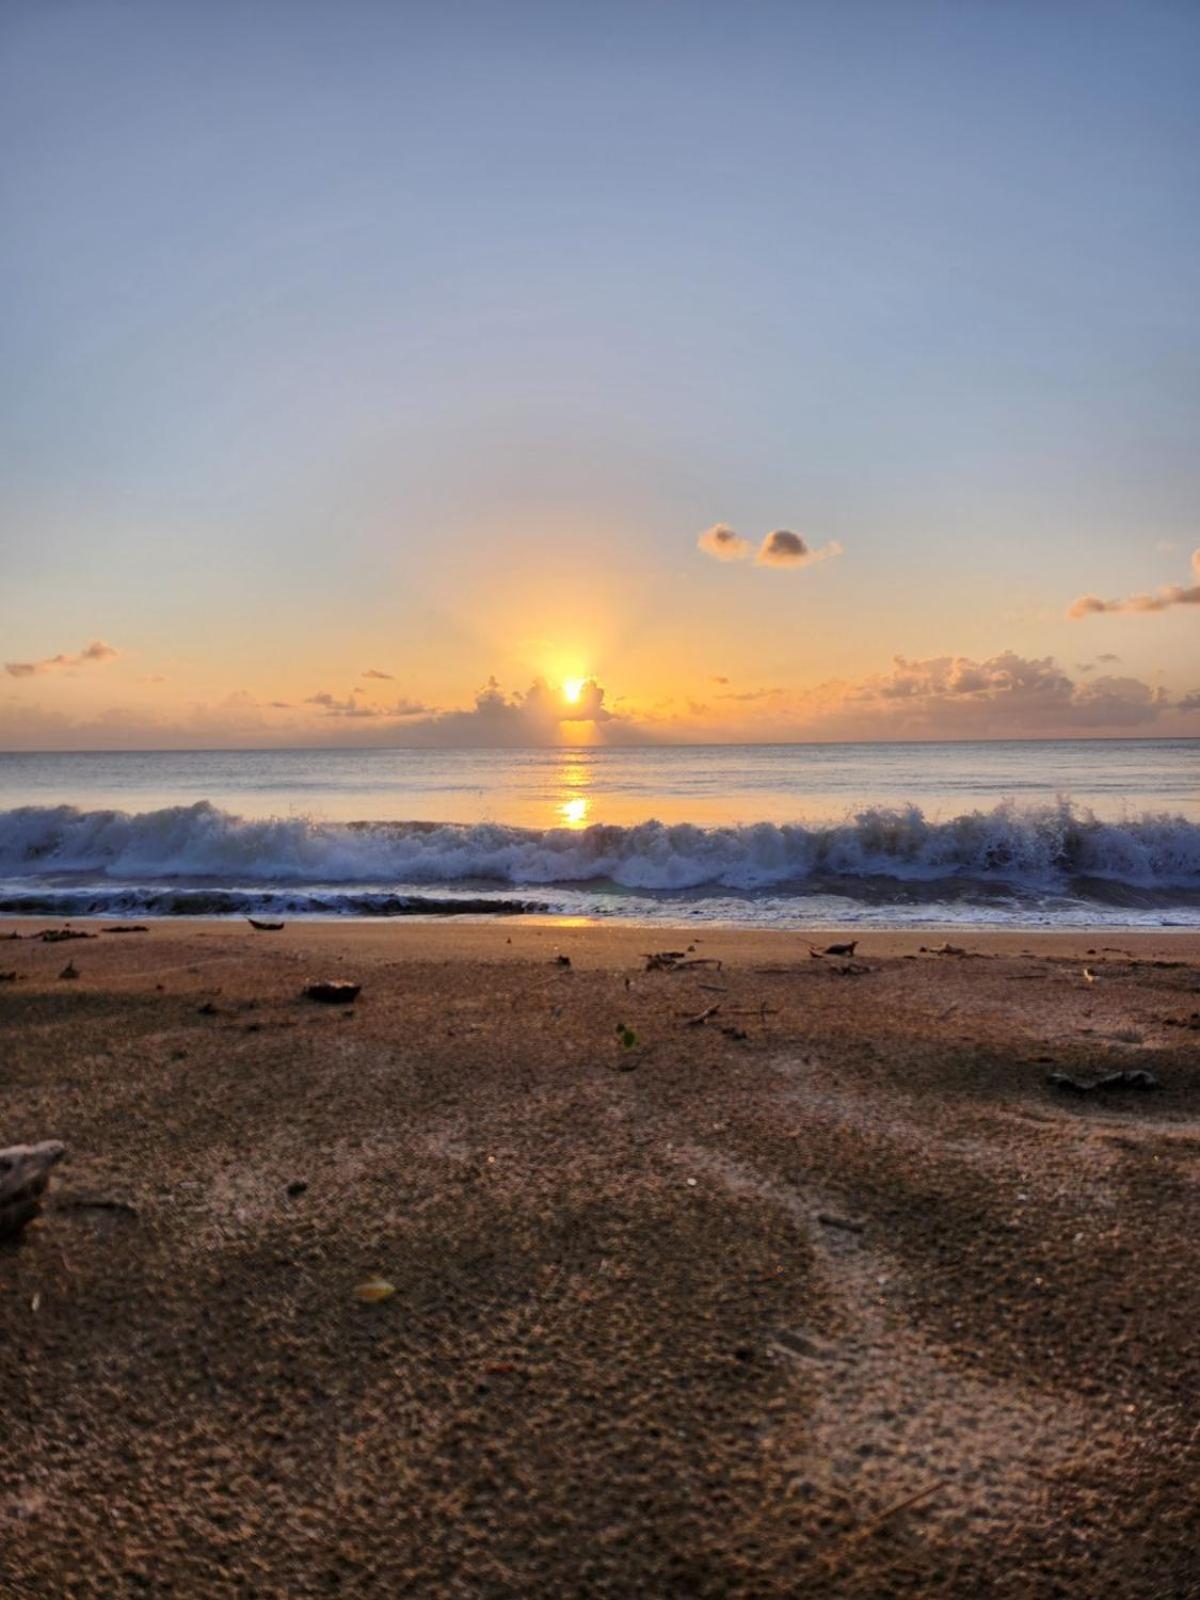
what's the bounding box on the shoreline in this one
[2,918,1198,1595]
[5,913,1200,952]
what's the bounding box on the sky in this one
[2,0,1198,749]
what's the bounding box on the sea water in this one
[0,740,1197,927]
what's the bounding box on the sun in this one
[562,677,585,704]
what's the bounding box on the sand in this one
[1,918,1198,1598]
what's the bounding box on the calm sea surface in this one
[1,740,1197,928]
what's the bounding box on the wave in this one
[1,800,1198,904]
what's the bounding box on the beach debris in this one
[55,1194,138,1218]
[0,971,17,982]
[817,1211,866,1234]
[303,981,362,1004]
[811,940,858,958]
[1165,1012,1200,1030]
[1082,967,1099,984]
[286,1179,309,1197]
[859,1481,943,1535]
[196,1000,220,1015]
[682,1003,721,1028]
[552,953,572,968]
[102,924,149,934]
[355,1276,397,1303]
[772,1327,838,1361]
[1047,1068,1161,1095]
[58,960,79,980]
[921,942,967,957]
[615,1022,638,1051]
[35,927,95,943]
[247,918,285,932]
[642,949,725,973]
[0,1140,66,1240]
[720,1026,749,1041]
[1,931,22,940]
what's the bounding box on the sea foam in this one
[2,799,1198,895]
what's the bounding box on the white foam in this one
[1,799,1198,894]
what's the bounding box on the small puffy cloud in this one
[757,529,806,565]
[697,524,752,562]
[5,639,120,677]
[362,668,394,680]
[756,530,843,569]
[1068,548,1200,617]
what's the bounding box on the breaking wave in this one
[0,800,1198,920]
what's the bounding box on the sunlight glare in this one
[562,677,585,704]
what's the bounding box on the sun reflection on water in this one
[555,751,595,829]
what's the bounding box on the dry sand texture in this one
[1,920,1198,1598]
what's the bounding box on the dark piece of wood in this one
[0,1141,65,1240]
[303,981,361,1004]
[1047,1069,1160,1095]
[247,918,285,931]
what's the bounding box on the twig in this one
[859,1480,942,1534]
[681,1004,721,1027]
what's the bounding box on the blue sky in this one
[2,0,1198,746]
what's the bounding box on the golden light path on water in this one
[555,747,594,829]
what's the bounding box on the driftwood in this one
[0,1141,65,1240]
[303,981,361,1004]
[1048,1069,1160,1096]
[247,918,285,932]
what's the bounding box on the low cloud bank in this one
[5,640,119,678]
[659,652,1197,743]
[1069,548,1200,617]
[392,676,646,747]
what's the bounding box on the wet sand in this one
[2,919,1198,1598]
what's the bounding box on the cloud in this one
[639,650,1197,745]
[756,530,843,569]
[827,652,1185,736]
[698,524,844,571]
[391,675,648,747]
[304,689,430,719]
[362,668,394,680]
[5,639,120,677]
[697,524,752,562]
[1068,548,1200,617]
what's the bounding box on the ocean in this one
[1,739,1198,928]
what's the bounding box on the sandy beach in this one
[2,918,1198,1597]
